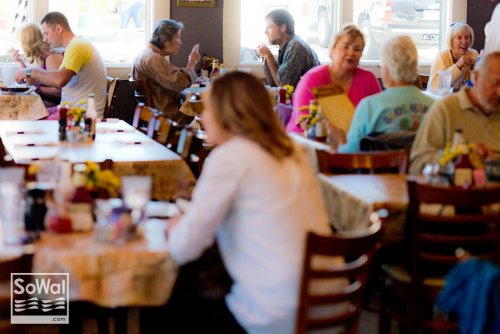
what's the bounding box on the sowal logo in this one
[11,273,69,324]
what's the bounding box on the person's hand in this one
[9,48,23,64]
[326,124,346,150]
[187,43,201,69]
[256,44,273,59]
[456,54,476,70]
[165,214,182,238]
[14,68,27,84]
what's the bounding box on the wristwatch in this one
[25,68,31,78]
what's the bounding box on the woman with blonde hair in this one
[10,22,63,106]
[428,21,478,92]
[167,71,331,333]
[286,24,381,133]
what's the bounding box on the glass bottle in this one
[451,128,473,186]
[68,164,94,232]
[210,59,220,79]
[58,104,68,142]
[85,93,97,141]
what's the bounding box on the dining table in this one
[0,119,196,200]
[319,173,409,245]
[0,91,48,120]
[31,227,177,308]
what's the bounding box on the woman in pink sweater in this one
[286,25,381,133]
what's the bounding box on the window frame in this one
[224,0,468,75]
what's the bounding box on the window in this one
[0,0,30,60]
[353,0,442,62]
[231,0,467,67]
[48,0,148,63]
[240,0,337,64]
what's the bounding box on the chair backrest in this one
[415,74,430,90]
[132,103,159,138]
[407,179,500,273]
[316,149,409,174]
[295,220,381,334]
[405,179,500,331]
[360,131,416,151]
[104,79,137,124]
[104,77,119,118]
[155,115,184,150]
[129,78,153,107]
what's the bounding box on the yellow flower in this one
[439,142,484,168]
[28,163,42,175]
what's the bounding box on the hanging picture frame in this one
[177,0,216,8]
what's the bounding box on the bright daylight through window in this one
[240,0,442,64]
[48,0,147,63]
[0,0,147,64]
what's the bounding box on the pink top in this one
[286,65,382,133]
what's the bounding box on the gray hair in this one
[150,19,183,49]
[446,21,474,50]
[380,35,418,84]
[474,50,500,75]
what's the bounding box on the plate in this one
[0,86,34,96]
[0,86,30,93]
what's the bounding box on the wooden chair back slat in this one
[316,149,409,174]
[295,219,381,334]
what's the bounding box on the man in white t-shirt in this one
[15,11,106,118]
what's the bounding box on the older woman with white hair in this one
[338,35,434,152]
[428,21,478,92]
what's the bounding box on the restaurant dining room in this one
[0,0,499,333]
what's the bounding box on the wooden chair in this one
[0,253,33,332]
[379,179,500,334]
[155,115,184,151]
[132,103,159,138]
[129,78,153,107]
[316,149,409,175]
[104,79,138,124]
[103,77,119,118]
[295,217,382,334]
[415,74,430,90]
[176,127,208,178]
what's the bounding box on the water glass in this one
[437,69,453,96]
[121,175,152,224]
[0,168,26,245]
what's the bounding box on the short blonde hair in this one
[446,21,475,50]
[380,35,418,84]
[208,72,295,161]
[16,23,51,65]
[331,24,365,49]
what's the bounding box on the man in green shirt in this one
[410,51,500,174]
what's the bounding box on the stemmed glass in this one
[121,175,152,225]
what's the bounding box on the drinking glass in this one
[0,168,26,245]
[121,175,152,225]
[438,69,453,96]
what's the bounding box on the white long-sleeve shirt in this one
[168,136,331,334]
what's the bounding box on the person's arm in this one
[148,53,196,93]
[409,103,448,174]
[286,72,316,132]
[428,51,452,91]
[257,44,280,86]
[15,67,74,88]
[9,49,26,68]
[168,148,242,264]
[186,44,200,72]
[38,53,63,99]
